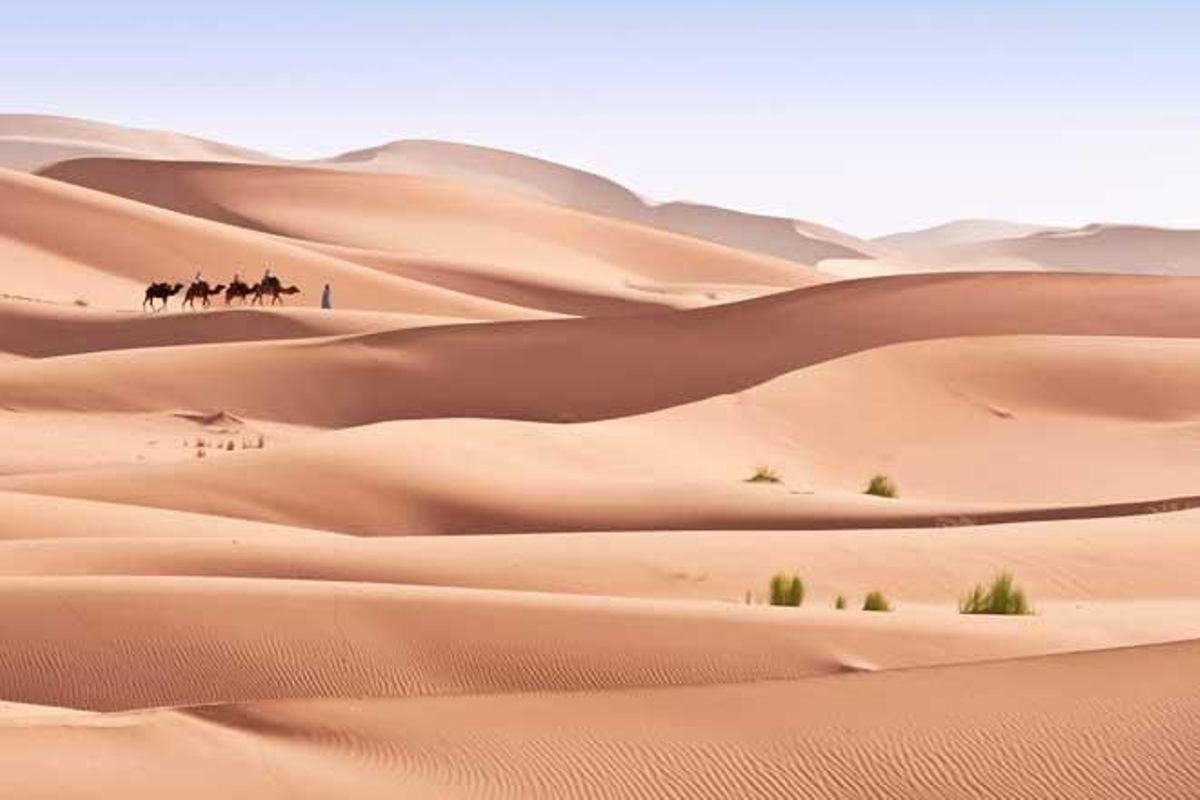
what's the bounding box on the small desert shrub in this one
[73,298,89,307]
[747,466,782,484]
[195,448,207,460]
[865,474,897,498]
[834,594,847,610]
[862,590,892,612]
[225,441,235,451]
[769,572,805,607]
[240,434,266,450]
[959,572,1033,615]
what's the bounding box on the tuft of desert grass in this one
[862,590,892,612]
[769,572,805,607]
[865,474,897,498]
[834,594,847,610]
[241,433,267,450]
[959,572,1033,615]
[195,448,207,460]
[747,466,782,484]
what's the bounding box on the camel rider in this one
[194,269,203,284]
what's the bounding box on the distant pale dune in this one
[872,218,1059,251]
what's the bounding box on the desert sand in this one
[2,114,1199,798]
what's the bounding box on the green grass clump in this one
[959,572,1033,615]
[862,590,892,612]
[865,474,898,498]
[834,594,847,610]
[769,572,805,607]
[747,466,782,484]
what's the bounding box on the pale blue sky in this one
[6,1,1200,235]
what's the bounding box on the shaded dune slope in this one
[5,334,1200,533]
[0,168,536,318]
[2,272,1200,427]
[297,137,888,265]
[0,300,459,358]
[38,158,829,302]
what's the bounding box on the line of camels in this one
[143,276,301,311]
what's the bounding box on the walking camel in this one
[182,281,226,309]
[143,282,184,312]
[252,277,301,306]
[224,278,254,305]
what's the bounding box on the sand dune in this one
[3,508,1199,607]
[5,113,1200,797]
[2,640,1198,799]
[3,272,1199,429]
[0,575,1116,712]
[894,223,1200,275]
[0,489,335,542]
[328,139,887,265]
[6,333,1200,533]
[39,158,829,305]
[873,219,1058,252]
[0,297,461,358]
[0,114,274,173]
[0,168,540,317]
[6,114,882,269]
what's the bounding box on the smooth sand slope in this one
[0,114,273,172]
[322,138,887,265]
[9,324,1200,532]
[8,334,1200,533]
[5,272,1200,536]
[5,114,883,270]
[0,168,541,317]
[39,158,829,311]
[2,272,1199,427]
[0,297,461,358]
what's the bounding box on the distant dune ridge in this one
[0,114,273,172]
[2,112,1200,798]
[872,219,1060,251]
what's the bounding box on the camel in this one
[143,282,184,312]
[252,281,301,306]
[224,278,253,305]
[182,281,226,309]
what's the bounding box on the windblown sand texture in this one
[2,114,1199,799]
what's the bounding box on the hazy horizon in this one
[7,1,1200,236]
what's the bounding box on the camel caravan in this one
[143,268,301,311]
